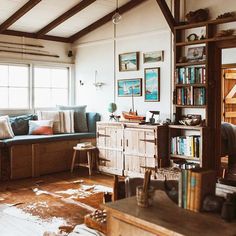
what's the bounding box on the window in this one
[0,64,29,109]
[34,66,69,108]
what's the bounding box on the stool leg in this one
[71,150,77,173]
[87,151,92,176]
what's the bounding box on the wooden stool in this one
[71,146,97,175]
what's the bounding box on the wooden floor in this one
[0,170,113,236]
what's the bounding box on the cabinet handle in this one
[126,140,128,147]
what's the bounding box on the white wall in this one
[0,34,73,64]
[74,0,173,121]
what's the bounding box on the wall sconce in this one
[93,70,104,89]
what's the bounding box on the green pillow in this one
[57,105,88,132]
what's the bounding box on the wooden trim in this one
[155,0,176,33]
[225,111,236,118]
[36,0,96,37]
[0,0,42,33]
[174,0,180,24]
[2,29,69,43]
[225,98,236,104]
[69,0,147,42]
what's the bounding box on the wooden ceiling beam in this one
[156,0,176,33]
[69,0,147,43]
[2,30,69,43]
[0,0,42,34]
[36,0,96,38]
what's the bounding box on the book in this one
[187,170,192,210]
[182,169,188,209]
[189,172,197,211]
[192,169,216,212]
[178,172,183,207]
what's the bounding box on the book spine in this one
[178,172,183,207]
[187,170,191,210]
[193,172,202,212]
[190,172,197,211]
[183,169,188,209]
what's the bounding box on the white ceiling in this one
[0,0,130,38]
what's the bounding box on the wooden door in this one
[97,124,123,175]
[124,128,156,176]
[222,68,236,124]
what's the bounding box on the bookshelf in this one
[170,17,236,169]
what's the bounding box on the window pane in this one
[34,88,51,108]
[34,67,51,88]
[0,88,8,108]
[51,68,68,88]
[0,65,8,86]
[9,88,28,108]
[9,65,28,87]
[51,89,68,106]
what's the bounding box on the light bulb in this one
[112,12,122,24]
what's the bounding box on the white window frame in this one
[33,65,71,110]
[0,58,75,116]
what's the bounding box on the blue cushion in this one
[86,112,101,133]
[3,133,96,146]
[10,114,38,135]
[57,105,88,133]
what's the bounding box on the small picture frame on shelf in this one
[144,68,160,102]
[187,46,205,61]
[117,78,142,97]
[119,52,139,72]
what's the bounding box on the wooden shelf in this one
[170,154,200,161]
[174,16,236,30]
[169,125,204,130]
[175,83,206,87]
[176,61,206,67]
[175,105,206,108]
[176,35,236,46]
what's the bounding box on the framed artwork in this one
[119,52,139,71]
[117,78,142,97]
[187,46,205,61]
[144,68,160,102]
[143,51,164,63]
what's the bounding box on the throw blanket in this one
[221,122,236,155]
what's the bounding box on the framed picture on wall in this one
[119,52,139,72]
[117,78,142,97]
[143,51,164,63]
[144,68,160,102]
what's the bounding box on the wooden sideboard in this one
[103,190,236,236]
[96,122,168,177]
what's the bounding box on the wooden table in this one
[71,146,97,175]
[103,190,236,236]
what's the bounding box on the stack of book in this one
[171,136,200,158]
[175,67,206,84]
[178,169,216,212]
[176,87,206,106]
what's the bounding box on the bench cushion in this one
[3,132,96,146]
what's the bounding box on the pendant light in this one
[112,0,122,24]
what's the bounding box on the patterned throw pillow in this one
[57,105,88,132]
[29,120,53,135]
[0,116,15,139]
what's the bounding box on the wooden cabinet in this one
[96,122,168,177]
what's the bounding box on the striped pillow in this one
[0,116,14,139]
[29,120,53,135]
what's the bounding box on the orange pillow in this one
[28,120,53,135]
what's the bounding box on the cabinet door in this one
[97,124,123,175]
[124,128,157,176]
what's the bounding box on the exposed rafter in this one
[69,0,147,43]
[2,30,69,43]
[36,0,96,38]
[156,0,176,33]
[0,0,42,34]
